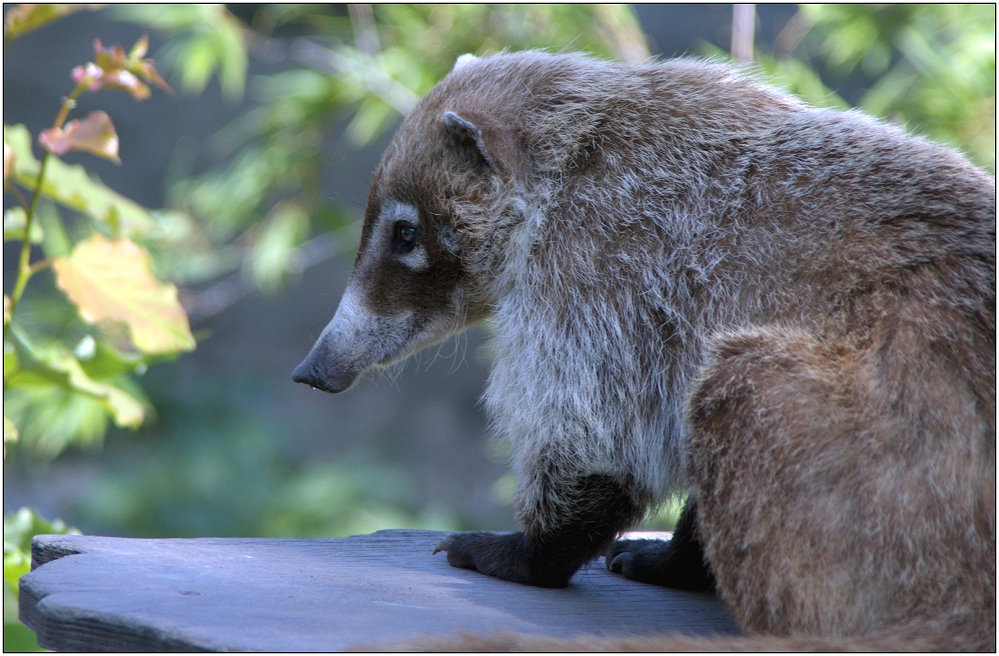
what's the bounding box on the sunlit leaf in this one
[53,234,195,355]
[4,124,40,174]
[3,207,44,244]
[78,337,149,380]
[128,32,149,59]
[39,111,120,163]
[2,296,10,328]
[2,4,101,47]
[4,124,157,236]
[6,324,146,429]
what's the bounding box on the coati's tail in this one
[360,613,995,652]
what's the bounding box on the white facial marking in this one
[399,245,429,271]
[323,282,416,368]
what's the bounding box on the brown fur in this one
[294,51,996,651]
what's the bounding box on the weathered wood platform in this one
[20,529,741,651]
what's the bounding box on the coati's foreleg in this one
[435,473,644,588]
[606,497,715,591]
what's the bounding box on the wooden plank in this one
[20,529,741,652]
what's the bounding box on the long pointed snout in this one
[292,285,416,395]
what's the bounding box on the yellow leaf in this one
[53,234,195,355]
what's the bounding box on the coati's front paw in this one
[606,538,714,591]
[433,531,571,588]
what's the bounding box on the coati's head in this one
[293,54,530,393]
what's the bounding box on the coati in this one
[293,51,995,650]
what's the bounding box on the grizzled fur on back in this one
[296,50,995,649]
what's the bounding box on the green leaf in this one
[4,124,157,237]
[52,234,196,355]
[77,336,149,380]
[3,207,43,244]
[4,507,80,554]
[4,508,79,601]
[6,324,147,428]
[3,382,110,456]
[250,202,308,293]
[3,124,39,174]
[36,200,71,259]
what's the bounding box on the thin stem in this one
[28,257,53,276]
[9,151,50,314]
[7,81,87,320]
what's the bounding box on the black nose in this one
[292,360,314,385]
[291,355,346,394]
[292,360,330,392]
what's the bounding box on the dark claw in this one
[432,536,453,555]
[605,536,714,591]
[608,550,633,574]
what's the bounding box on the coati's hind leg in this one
[606,498,715,591]
[685,324,995,640]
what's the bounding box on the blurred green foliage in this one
[753,4,995,171]
[67,368,461,539]
[4,11,194,648]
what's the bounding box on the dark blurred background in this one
[3,5,993,647]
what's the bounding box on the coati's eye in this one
[392,221,418,253]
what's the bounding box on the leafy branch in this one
[4,23,193,459]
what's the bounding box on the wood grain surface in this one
[20,529,740,651]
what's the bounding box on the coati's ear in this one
[442,111,497,173]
